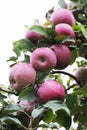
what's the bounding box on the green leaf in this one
[32,107,45,120]
[66,94,78,112]
[0,93,6,100]
[78,112,87,124]
[72,104,87,114]
[38,122,58,129]
[43,109,55,124]
[29,25,50,39]
[18,86,36,102]
[43,100,71,129]
[23,54,30,62]
[58,0,66,8]
[36,72,48,84]
[0,104,28,117]
[70,48,78,64]
[7,56,18,62]
[81,26,87,39]
[56,109,71,130]
[74,90,87,96]
[32,106,45,128]
[32,101,71,129]
[13,39,34,56]
[76,22,87,39]
[44,100,70,115]
[73,25,81,32]
[0,116,27,129]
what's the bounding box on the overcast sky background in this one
[0,0,70,86]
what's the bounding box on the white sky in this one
[0,0,59,86]
[0,0,70,86]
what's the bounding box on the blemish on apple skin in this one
[9,77,16,85]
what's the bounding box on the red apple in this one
[19,100,35,114]
[51,8,75,26]
[55,23,75,38]
[51,44,72,69]
[30,47,57,72]
[25,29,43,41]
[37,79,65,104]
[74,67,87,86]
[9,62,36,91]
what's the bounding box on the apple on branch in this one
[74,67,87,86]
[30,47,57,72]
[37,79,65,104]
[51,44,72,69]
[55,23,75,38]
[19,100,35,115]
[9,62,36,92]
[51,8,75,26]
[25,29,43,41]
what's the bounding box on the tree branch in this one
[0,88,17,95]
[65,83,78,93]
[51,70,82,88]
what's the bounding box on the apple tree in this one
[0,0,87,130]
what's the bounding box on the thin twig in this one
[51,70,82,88]
[0,88,17,95]
[65,83,78,93]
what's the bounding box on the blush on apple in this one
[9,62,36,92]
[37,79,65,104]
[30,47,57,72]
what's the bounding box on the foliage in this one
[0,0,87,130]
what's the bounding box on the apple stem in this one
[51,70,82,88]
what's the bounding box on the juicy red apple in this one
[51,44,72,69]
[30,47,57,72]
[74,67,87,86]
[25,29,43,41]
[37,79,65,104]
[55,23,75,38]
[19,100,35,114]
[51,8,75,26]
[9,62,36,91]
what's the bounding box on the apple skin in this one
[74,67,87,86]
[51,8,75,26]
[25,29,43,41]
[37,79,65,104]
[9,62,36,91]
[19,100,35,115]
[51,44,72,69]
[55,23,75,38]
[30,47,57,72]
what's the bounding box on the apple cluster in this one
[9,8,76,109]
